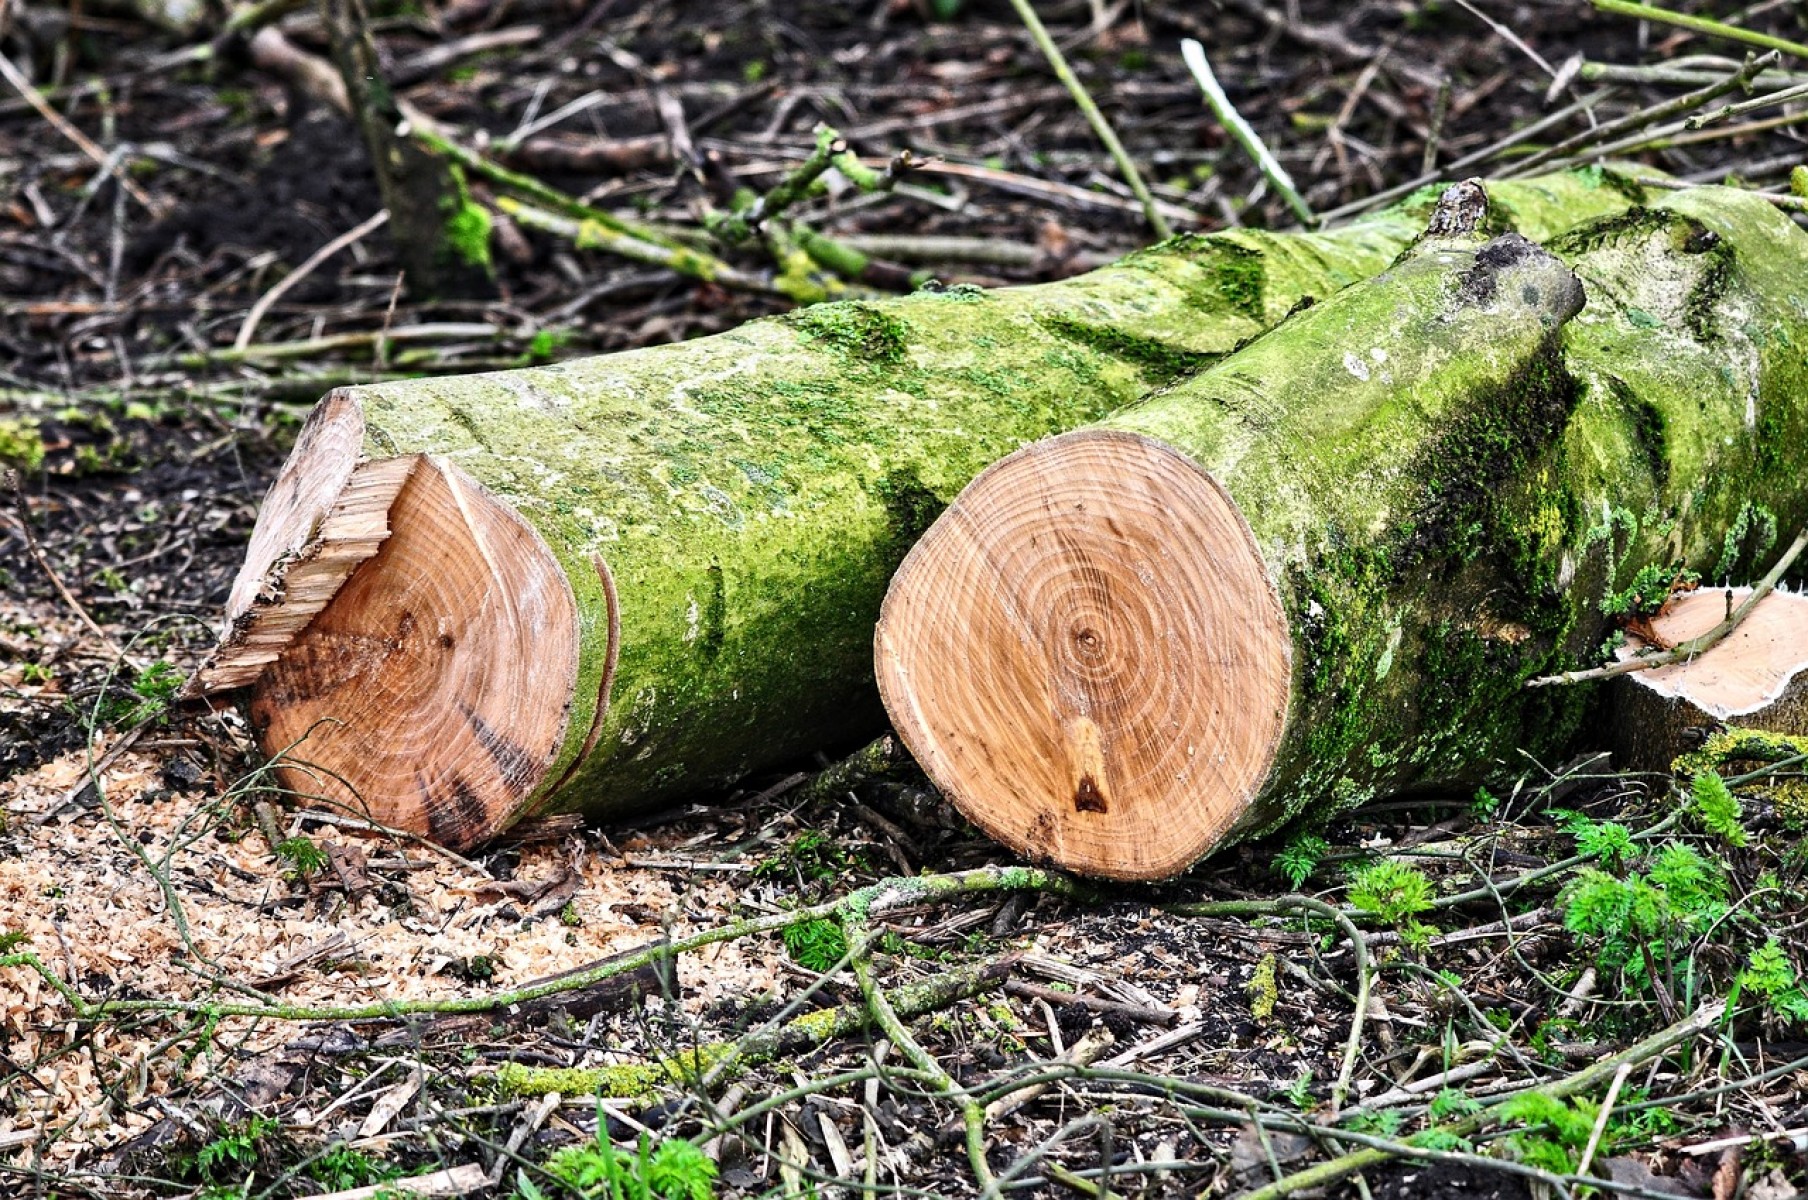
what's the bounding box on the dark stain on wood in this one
[460,700,537,789]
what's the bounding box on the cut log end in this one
[1612,587,1808,772]
[875,430,1292,881]
[195,391,586,850]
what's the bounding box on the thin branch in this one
[844,911,997,1195]
[1180,38,1315,227]
[1592,0,1808,60]
[1503,51,1777,177]
[708,124,922,246]
[496,197,806,301]
[1008,0,1172,239]
[234,209,389,351]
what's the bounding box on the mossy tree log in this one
[876,185,1808,880]
[190,173,1640,850]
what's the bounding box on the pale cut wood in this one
[247,451,582,848]
[876,432,1291,881]
[189,394,407,694]
[1612,587,1808,771]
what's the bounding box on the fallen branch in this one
[1591,0,1808,60]
[1236,999,1725,1200]
[492,955,1016,1099]
[1008,0,1171,239]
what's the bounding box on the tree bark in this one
[318,0,493,299]
[876,185,1808,880]
[189,173,1639,850]
[1611,588,1808,772]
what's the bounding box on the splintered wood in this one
[189,394,582,850]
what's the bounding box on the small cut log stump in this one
[1612,587,1808,772]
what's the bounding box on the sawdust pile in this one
[0,740,780,1167]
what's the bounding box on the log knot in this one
[1426,178,1489,238]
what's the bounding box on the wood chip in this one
[295,1161,490,1200]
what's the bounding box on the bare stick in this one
[234,209,389,350]
[0,52,159,213]
[1575,1062,1632,1177]
[1527,523,1808,688]
[497,197,804,300]
[1685,79,1808,128]
[1451,0,1557,77]
[1592,0,1808,60]
[1503,50,1777,176]
[1008,0,1172,240]
[1180,38,1315,227]
[708,125,923,246]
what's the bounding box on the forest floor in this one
[4,1,1808,1197]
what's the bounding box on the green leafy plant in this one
[1554,811,1634,870]
[1731,938,1808,1024]
[545,1132,717,1200]
[1688,770,1747,846]
[275,836,328,878]
[753,829,862,885]
[1341,1108,1404,1137]
[1562,844,1725,978]
[88,659,189,728]
[1273,834,1330,888]
[1496,1092,1598,1173]
[1346,859,1435,927]
[1602,562,1698,618]
[1409,1127,1475,1152]
[309,1144,397,1191]
[781,918,847,972]
[1282,1069,1313,1111]
[1427,1087,1482,1121]
[190,1116,277,1184]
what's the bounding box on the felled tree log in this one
[1612,588,1808,772]
[191,173,1638,850]
[875,184,1808,880]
